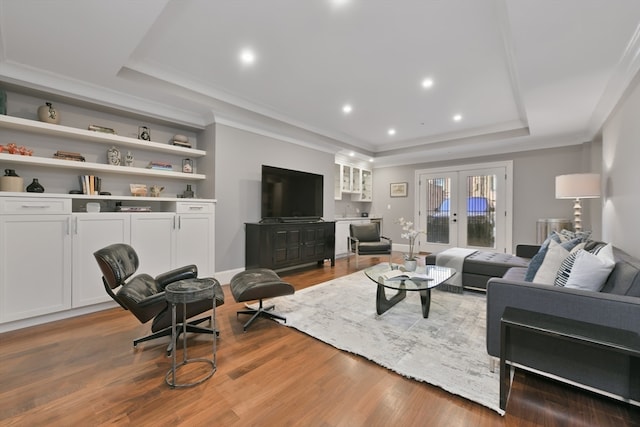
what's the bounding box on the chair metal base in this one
[237,299,286,332]
[133,317,219,355]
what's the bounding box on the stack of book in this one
[115,206,152,212]
[146,161,173,171]
[171,134,191,148]
[79,175,101,195]
[54,151,85,162]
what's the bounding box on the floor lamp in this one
[555,173,600,232]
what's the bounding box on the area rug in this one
[268,269,503,415]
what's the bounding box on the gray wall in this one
[371,144,601,253]
[602,77,640,258]
[214,124,335,271]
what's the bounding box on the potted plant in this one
[396,217,425,271]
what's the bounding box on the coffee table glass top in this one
[364,263,456,291]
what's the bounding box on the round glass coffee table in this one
[364,263,456,318]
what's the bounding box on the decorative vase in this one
[0,169,24,192]
[37,102,60,124]
[26,178,45,193]
[404,259,418,272]
[183,184,194,198]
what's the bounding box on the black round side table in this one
[164,278,217,388]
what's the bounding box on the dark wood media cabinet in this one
[245,221,335,271]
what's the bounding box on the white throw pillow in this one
[533,240,570,285]
[564,244,615,291]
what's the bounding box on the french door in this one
[416,162,512,254]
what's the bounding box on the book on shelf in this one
[171,140,192,148]
[379,270,433,282]
[146,161,173,171]
[115,206,152,212]
[78,175,101,195]
[54,150,85,162]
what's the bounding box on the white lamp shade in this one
[555,173,601,199]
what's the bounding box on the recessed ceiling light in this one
[330,0,350,7]
[349,151,355,156]
[240,49,255,65]
[369,158,374,162]
[342,104,352,114]
[453,114,462,122]
[421,78,434,88]
[388,128,396,136]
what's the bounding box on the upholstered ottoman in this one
[230,268,295,331]
[426,250,530,291]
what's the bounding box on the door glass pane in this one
[425,177,451,244]
[466,175,496,248]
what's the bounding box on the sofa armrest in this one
[486,277,640,357]
[515,244,540,258]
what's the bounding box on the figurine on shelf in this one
[107,146,121,166]
[124,151,134,167]
[37,102,60,124]
[150,185,164,197]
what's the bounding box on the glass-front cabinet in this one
[335,162,372,201]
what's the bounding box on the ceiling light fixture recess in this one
[342,104,352,114]
[421,78,434,88]
[240,48,256,65]
[453,114,462,122]
[388,128,396,136]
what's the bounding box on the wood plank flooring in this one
[1,253,639,426]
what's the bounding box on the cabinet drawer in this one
[1,197,71,214]
[176,201,214,214]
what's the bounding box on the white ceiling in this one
[1,0,640,166]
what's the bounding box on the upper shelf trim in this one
[0,114,206,157]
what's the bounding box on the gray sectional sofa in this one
[486,245,640,404]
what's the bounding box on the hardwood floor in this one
[1,253,639,426]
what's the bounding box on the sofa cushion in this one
[463,251,529,277]
[554,242,613,290]
[526,237,584,283]
[600,247,640,296]
[563,244,615,291]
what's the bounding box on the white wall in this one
[602,78,640,258]
[214,124,335,271]
[371,144,600,253]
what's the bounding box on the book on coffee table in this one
[380,270,433,281]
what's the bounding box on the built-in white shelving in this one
[0,152,206,180]
[0,114,206,157]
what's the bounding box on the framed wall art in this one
[390,182,408,197]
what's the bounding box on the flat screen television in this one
[261,165,324,222]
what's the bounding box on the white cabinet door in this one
[335,221,351,256]
[0,215,72,322]
[175,213,214,277]
[71,213,131,307]
[130,213,176,277]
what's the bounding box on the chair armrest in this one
[381,236,392,245]
[486,278,640,357]
[155,264,198,288]
[347,235,359,252]
[516,244,540,258]
[137,292,168,308]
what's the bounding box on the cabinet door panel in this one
[1,215,71,322]
[130,214,175,277]
[175,214,214,277]
[72,214,130,307]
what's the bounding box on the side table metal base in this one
[164,278,218,388]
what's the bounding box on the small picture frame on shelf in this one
[390,182,408,197]
[182,158,193,173]
[138,126,150,141]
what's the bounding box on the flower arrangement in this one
[396,217,425,260]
